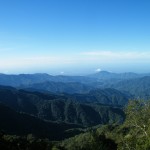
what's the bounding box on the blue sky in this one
[0,0,150,75]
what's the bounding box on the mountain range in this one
[0,71,150,87]
[0,71,150,143]
[0,71,149,98]
[0,86,125,126]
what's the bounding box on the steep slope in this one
[0,86,125,126]
[67,88,129,106]
[111,76,150,99]
[0,103,82,140]
[89,88,130,105]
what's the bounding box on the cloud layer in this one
[0,50,150,73]
[82,51,150,62]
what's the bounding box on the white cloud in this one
[0,51,150,72]
[60,71,64,74]
[82,51,150,62]
[95,68,101,72]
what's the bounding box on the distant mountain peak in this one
[96,70,112,74]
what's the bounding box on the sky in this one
[0,0,150,75]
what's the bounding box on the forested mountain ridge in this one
[0,102,83,140]
[20,81,92,94]
[88,71,150,80]
[0,72,150,100]
[0,71,150,87]
[0,84,126,149]
[0,86,125,126]
[109,76,150,100]
[0,73,94,86]
[1,100,149,150]
[0,72,150,149]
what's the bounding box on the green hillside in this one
[0,86,125,126]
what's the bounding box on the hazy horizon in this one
[0,0,150,75]
[1,69,150,76]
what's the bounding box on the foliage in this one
[0,133,54,150]
[117,100,150,150]
[60,130,117,150]
[1,100,150,149]
[96,100,150,150]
